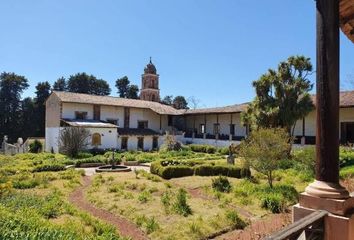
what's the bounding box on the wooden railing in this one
[264,210,328,240]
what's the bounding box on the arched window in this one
[92,133,101,146]
[151,94,156,102]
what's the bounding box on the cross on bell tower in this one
[140,57,160,102]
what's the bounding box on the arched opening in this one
[151,94,156,102]
[92,133,101,146]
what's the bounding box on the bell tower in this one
[140,58,160,102]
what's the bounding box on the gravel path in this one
[69,176,148,240]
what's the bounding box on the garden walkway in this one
[69,176,148,240]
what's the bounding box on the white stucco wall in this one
[100,106,125,127]
[62,103,93,119]
[87,127,118,149]
[130,108,167,132]
[45,127,60,153]
[185,113,246,136]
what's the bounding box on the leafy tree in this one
[115,76,130,97]
[241,55,314,135]
[173,96,189,109]
[34,81,51,137]
[0,72,29,142]
[53,77,67,91]
[59,127,90,158]
[115,76,139,99]
[239,128,291,188]
[161,95,173,105]
[67,72,111,96]
[126,84,139,99]
[20,97,36,139]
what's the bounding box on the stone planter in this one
[123,161,139,166]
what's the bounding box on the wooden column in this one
[192,115,196,139]
[305,0,349,199]
[159,115,162,132]
[203,114,207,139]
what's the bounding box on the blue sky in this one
[1,0,353,108]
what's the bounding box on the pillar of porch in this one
[304,0,349,199]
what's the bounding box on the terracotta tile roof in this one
[118,128,159,136]
[311,90,354,107]
[183,103,249,115]
[61,119,118,128]
[52,91,182,115]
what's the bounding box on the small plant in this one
[161,191,172,213]
[173,188,192,216]
[29,140,43,153]
[225,210,247,229]
[212,176,231,192]
[138,190,151,203]
[261,193,286,213]
[145,217,160,234]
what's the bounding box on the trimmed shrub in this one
[76,152,93,159]
[160,166,194,179]
[195,165,250,178]
[212,176,231,192]
[218,147,230,155]
[189,144,216,153]
[32,164,66,172]
[340,147,354,167]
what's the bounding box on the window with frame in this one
[121,137,128,150]
[137,137,144,150]
[213,123,220,135]
[91,133,101,146]
[138,121,148,129]
[106,119,119,126]
[200,124,205,134]
[75,111,88,120]
[230,124,235,136]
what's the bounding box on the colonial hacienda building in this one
[45,60,354,152]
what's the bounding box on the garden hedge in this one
[150,160,250,179]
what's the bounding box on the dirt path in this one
[213,212,291,240]
[69,176,148,240]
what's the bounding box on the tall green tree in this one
[0,72,29,142]
[126,84,139,99]
[34,81,51,137]
[173,96,189,109]
[115,76,139,99]
[53,77,67,91]
[115,76,130,97]
[20,97,36,139]
[161,95,173,105]
[67,72,111,95]
[241,55,314,135]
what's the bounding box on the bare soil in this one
[69,176,148,240]
[213,212,292,240]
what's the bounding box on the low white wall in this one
[179,137,241,147]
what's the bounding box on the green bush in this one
[340,147,354,167]
[292,146,315,174]
[32,163,66,172]
[74,155,107,167]
[29,140,43,153]
[225,210,247,229]
[76,152,94,159]
[151,160,251,179]
[218,147,230,155]
[212,176,231,192]
[189,144,216,154]
[261,193,286,213]
[173,188,192,217]
[195,165,251,178]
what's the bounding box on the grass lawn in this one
[86,165,311,240]
[0,153,123,240]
